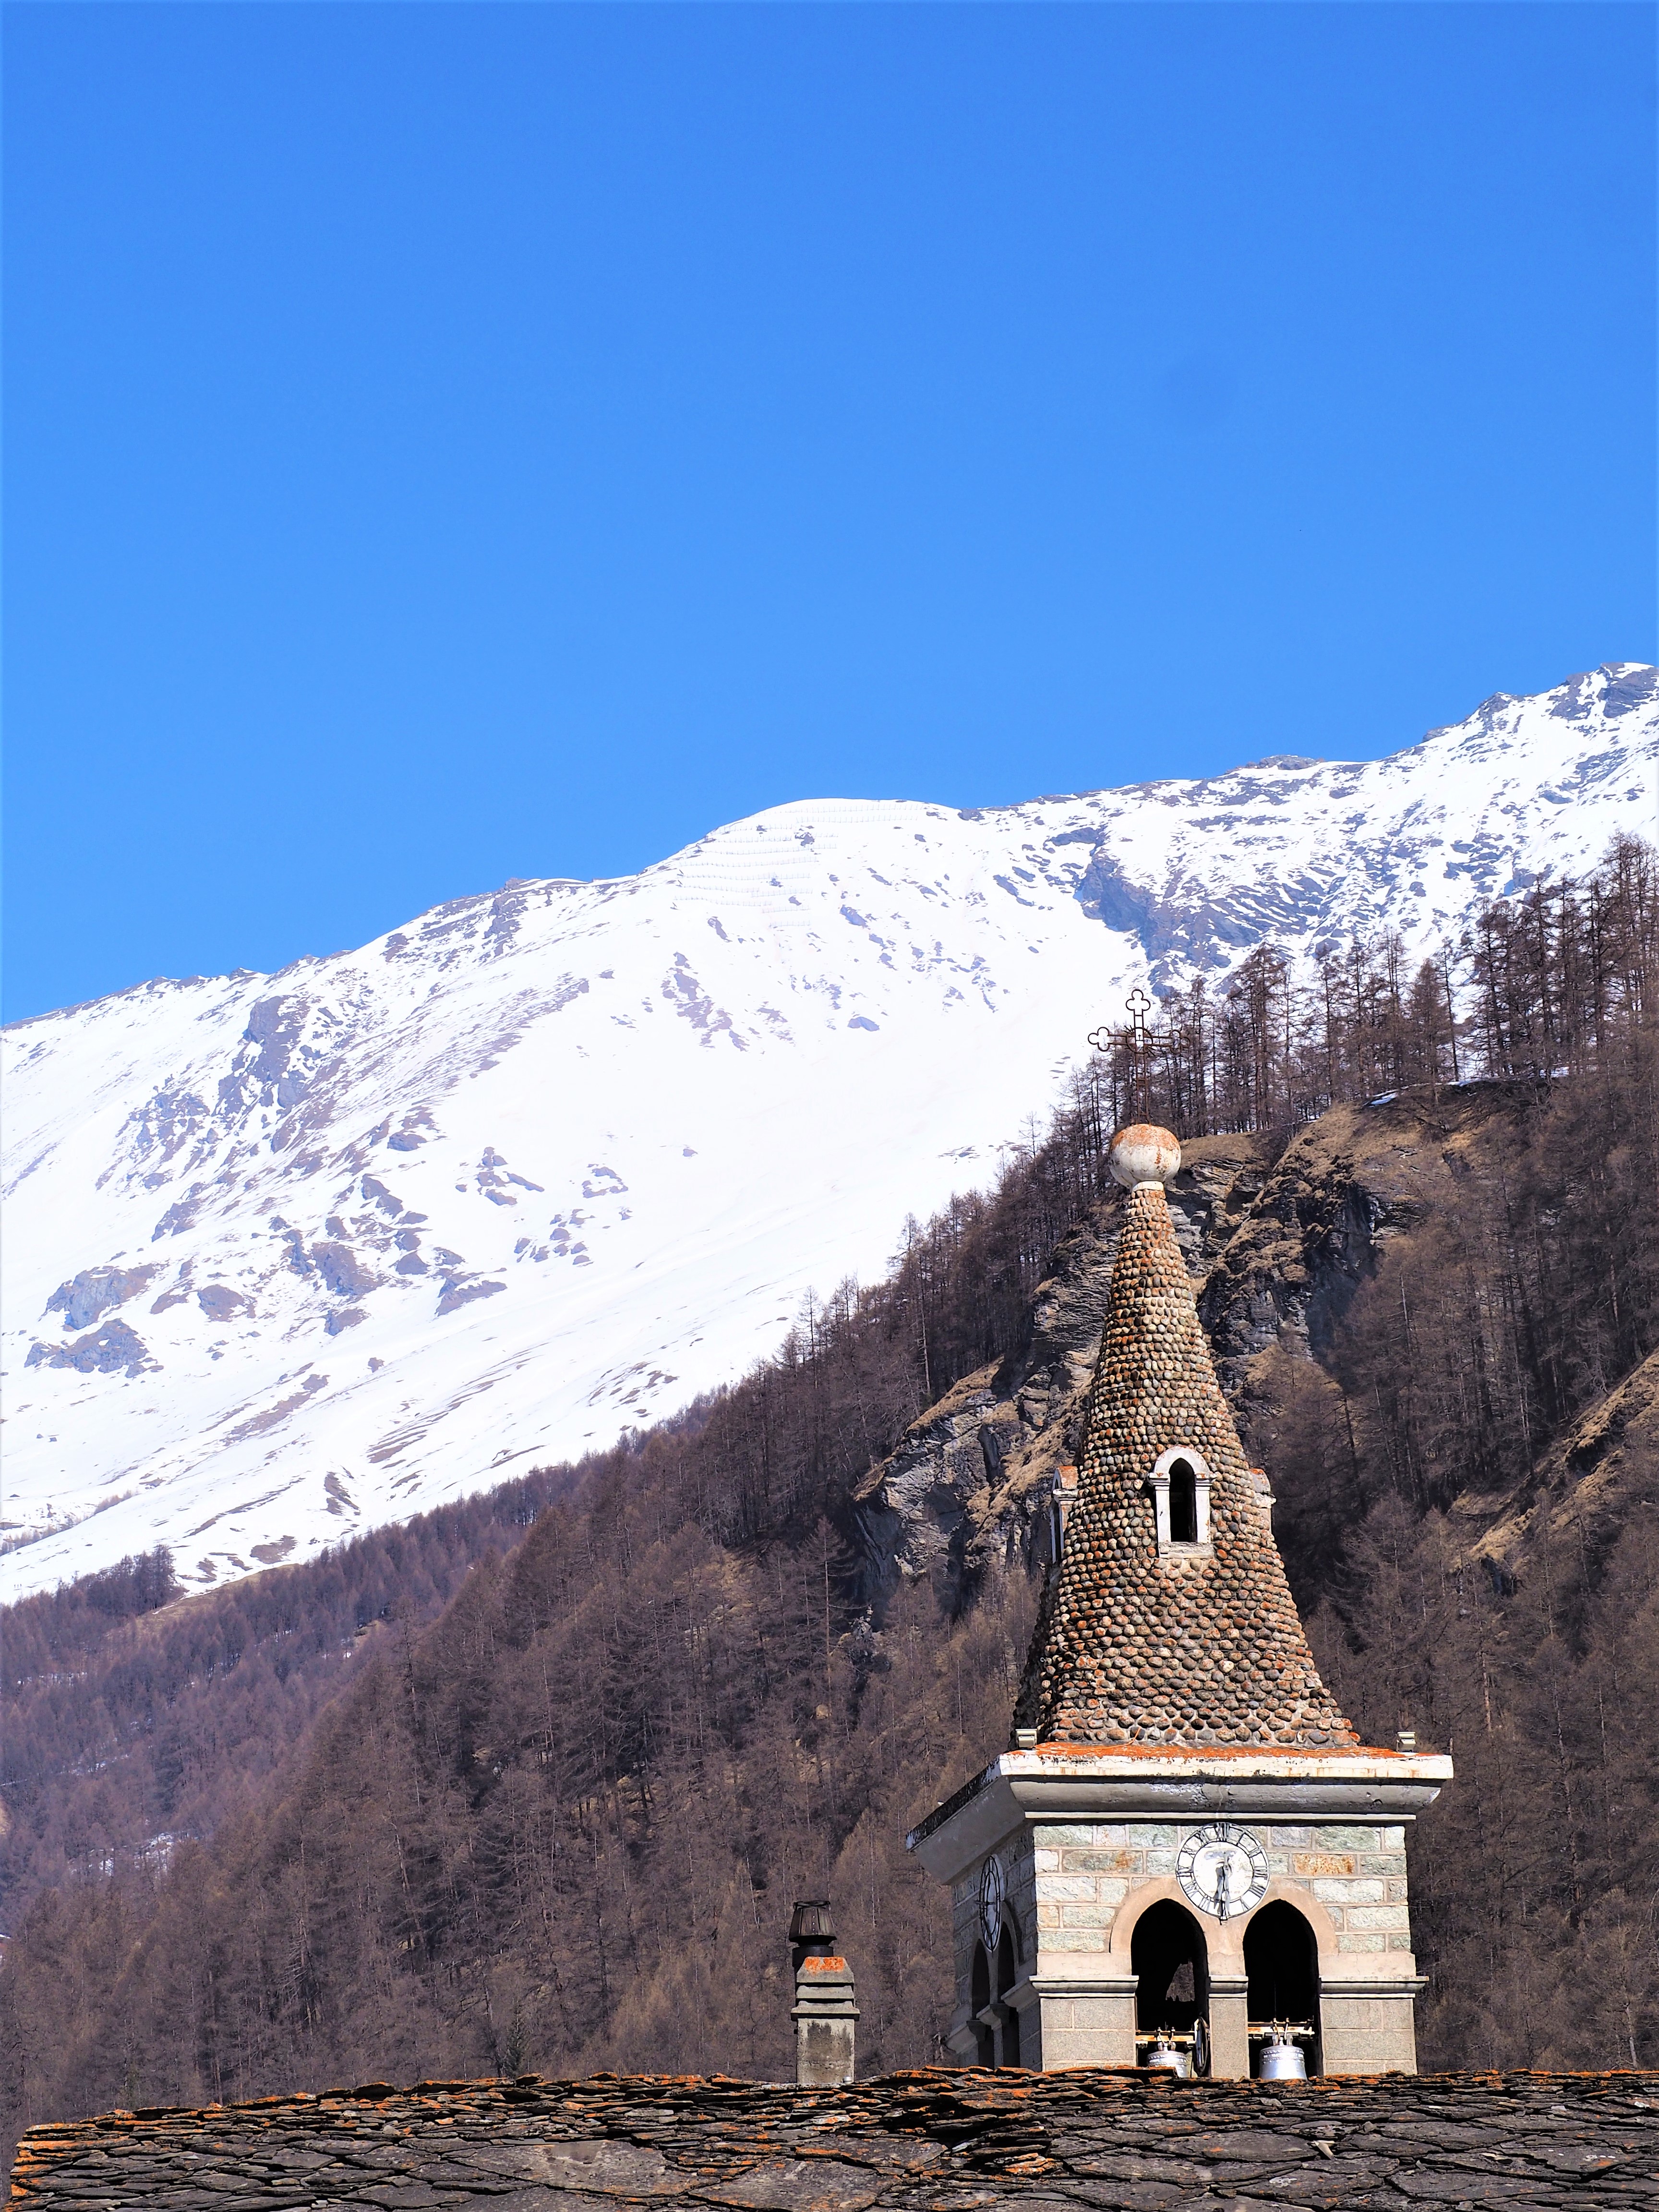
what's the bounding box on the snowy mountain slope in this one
[3,662,1655,1600]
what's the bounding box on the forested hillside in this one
[1,839,1655,2148]
[0,1473,575,1923]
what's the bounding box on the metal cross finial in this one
[1089,988,1159,1058]
[1089,987,1169,1130]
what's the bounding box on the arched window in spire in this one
[1168,1459,1198,1543]
[1149,1446,1213,1551]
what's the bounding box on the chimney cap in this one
[789,1899,836,1945]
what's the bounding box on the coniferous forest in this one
[2,838,1656,2152]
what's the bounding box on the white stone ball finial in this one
[1107,1123,1181,1190]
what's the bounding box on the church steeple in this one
[908,1120,1449,2080]
[1015,1123,1355,1749]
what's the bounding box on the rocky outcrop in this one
[43,1265,158,1332]
[10,2068,1657,2212]
[1461,1343,1659,1583]
[25,1317,156,1378]
[1197,1082,1535,1403]
[309,1241,377,1299]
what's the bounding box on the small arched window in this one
[1168,1459,1198,1544]
[1149,1447,1213,1551]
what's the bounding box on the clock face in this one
[1176,1823,1270,1921]
[978,1854,1007,1948]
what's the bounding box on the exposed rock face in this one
[9,2067,1656,2212]
[43,1264,157,1332]
[24,1317,156,1378]
[308,1241,377,1299]
[1195,1084,1528,1402]
[1464,1342,1659,1583]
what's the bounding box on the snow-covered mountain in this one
[4,663,1656,1601]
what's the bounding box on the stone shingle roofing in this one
[9,2069,1658,2212]
[1015,1170,1358,1748]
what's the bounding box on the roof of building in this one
[9,2068,1657,2212]
[1014,1154,1358,1748]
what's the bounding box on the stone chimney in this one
[788,1899,858,2085]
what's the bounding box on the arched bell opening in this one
[995,1921,1022,2067]
[1130,1898,1210,2039]
[1168,1458,1198,1544]
[1244,1899,1321,2076]
[970,1941,994,2067]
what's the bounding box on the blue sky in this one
[4,2,1654,1024]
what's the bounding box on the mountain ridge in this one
[4,662,1655,1600]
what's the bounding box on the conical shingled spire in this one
[1015,1132,1357,1749]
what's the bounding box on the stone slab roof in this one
[1015,1181,1357,1748]
[9,2068,1658,2212]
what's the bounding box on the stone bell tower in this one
[907,1123,1451,2078]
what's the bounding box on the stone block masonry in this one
[9,2068,1657,2212]
[1024,1821,1420,1955]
